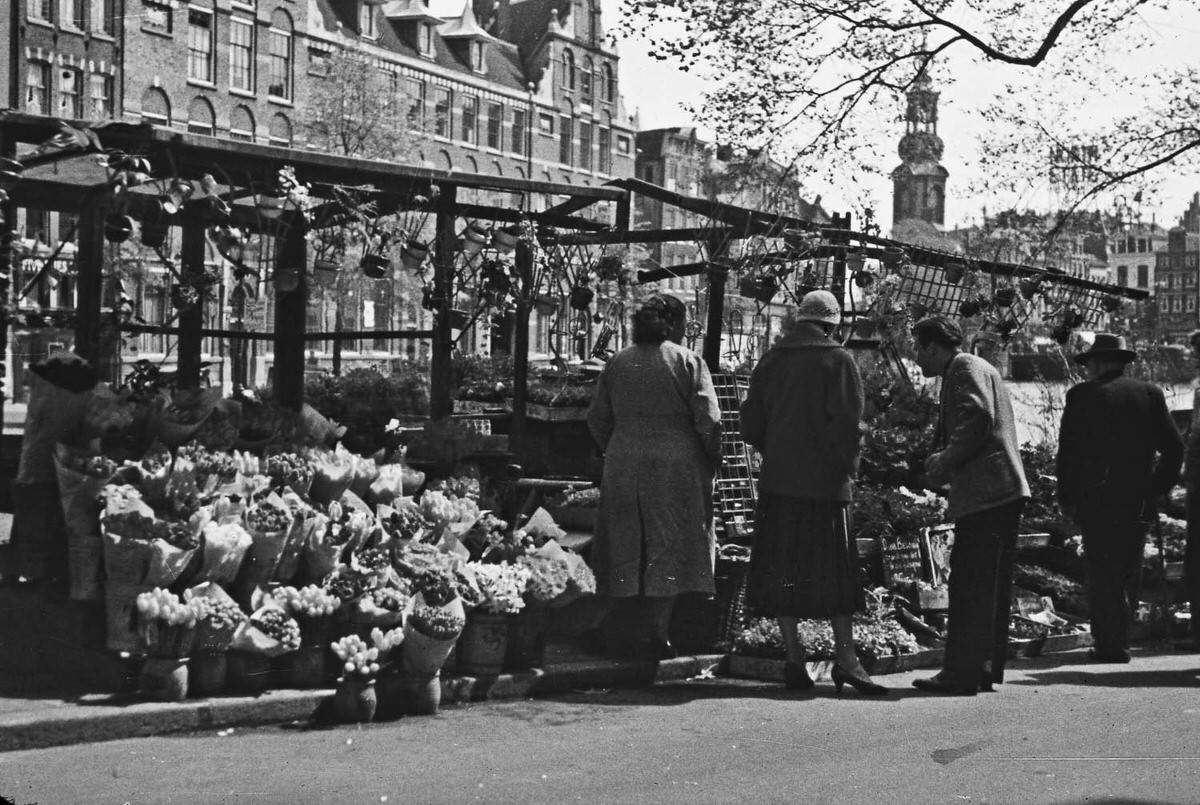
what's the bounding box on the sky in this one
[597,0,1200,234]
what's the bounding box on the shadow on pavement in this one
[1011,666,1200,688]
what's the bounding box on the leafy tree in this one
[617,0,1200,223]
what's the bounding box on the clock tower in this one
[891,70,949,227]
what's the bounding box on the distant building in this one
[1155,193,1200,342]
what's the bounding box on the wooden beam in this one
[702,233,731,372]
[272,213,307,410]
[429,184,457,419]
[553,227,736,246]
[510,240,534,467]
[73,206,104,369]
[176,223,206,388]
[453,202,610,231]
[118,323,435,341]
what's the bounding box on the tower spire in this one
[891,66,949,227]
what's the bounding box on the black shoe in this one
[1088,648,1131,663]
[783,661,815,691]
[831,664,888,696]
[912,672,978,696]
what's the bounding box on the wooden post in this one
[272,213,307,410]
[510,239,533,456]
[176,222,205,388]
[74,206,105,369]
[829,212,851,310]
[429,184,457,419]
[702,232,730,373]
[0,137,12,429]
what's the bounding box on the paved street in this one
[1,646,1198,805]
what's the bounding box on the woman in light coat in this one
[587,295,722,659]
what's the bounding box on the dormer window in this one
[418,23,433,56]
[470,40,484,72]
[438,3,491,74]
[385,2,444,58]
[359,2,378,39]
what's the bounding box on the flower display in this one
[191,594,246,633]
[378,504,434,542]
[466,561,531,614]
[177,441,238,486]
[369,586,411,613]
[370,626,405,655]
[245,499,291,534]
[249,608,302,652]
[265,451,314,492]
[418,489,480,531]
[331,634,381,680]
[137,588,199,628]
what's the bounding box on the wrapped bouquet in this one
[136,587,199,658]
[53,442,118,539]
[185,582,246,654]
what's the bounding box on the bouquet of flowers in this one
[345,570,412,628]
[136,442,174,504]
[427,474,481,502]
[370,625,405,661]
[418,490,481,534]
[273,491,324,584]
[377,502,434,543]
[463,514,535,563]
[185,581,246,653]
[331,634,381,681]
[304,445,355,505]
[517,554,572,604]
[368,462,426,507]
[347,453,381,501]
[265,451,314,495]
[231,492,294,607]
[301,500,368,583]
[466,561,531,615]
[53,442,119,540]
[99,484,202,588]
[176,441,238,493]
[401,595,467,676]
[152,387,217,448]
[230,596,303,657]
[193,519,252,584]
[136,587,199,658]
[275,583,341,646]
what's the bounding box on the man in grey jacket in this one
[910,317,1030,696]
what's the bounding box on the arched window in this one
[230,105,255,141]
[562,49,576,91]
[141,87,171,126]
[439,150,454,172]
[491,160,503,177]
[268,10,293,100]
[581,58,593,103]
[466,156,479,174]
[268,113,292,146]
[187,97,215,135]
[603,63,615,103]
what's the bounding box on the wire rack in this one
[711,373,757,544]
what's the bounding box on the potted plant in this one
[1101,295,1123,313]
[491,224,521,254]
[943,261,966,285]
[569,284,595,310]
[1018,276,1042,300]
[992,286,1017,308]
[105,213,135,243]
[313,256,341,285]
[880,246,907,269]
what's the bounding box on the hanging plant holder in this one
[880,246,906,269]
[360,253,392,279]
[569,285,595,311]
[595,252,624,282]
[160,179,195,216]
[447,309,470,330]
[1063,309,1085,329]
[401,240,430,271]
[1101,295,1123,313]
[1051,324,1072,345]
[1018,277,1042,300]
[459,222,490,257]
[943,261,965,285]
[104,214,135,244]
[845,249,866,274]
[274,266,301,293]
[170,283,200,311]
[313,257,340,284]
[481,259,511,292]
[992,286,1017,308]
[491,225,520,255]
[960,297,990,318]
[739,275,778,303]
[140,218,169,249]
[997,318,1018,338]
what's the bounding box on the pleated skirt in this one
[747,493,865,618]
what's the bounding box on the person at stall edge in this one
[1057,333,1183,662]
[1185,329,1200,650]
[584,294,722,659]
[739,290,886,697]
[910,316,1029,696]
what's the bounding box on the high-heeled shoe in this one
[783,661,815,691]
[831,664,887,696]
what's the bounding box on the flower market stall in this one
[0,108,1182,710]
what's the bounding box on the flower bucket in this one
[457,611,509,676]
[105,582,153,652]
[226,650,272,694]
[139,656,189,702]
[505,602,548,670]
[334,677,377,723]
[401,242,429,271]
[400,628,458,676]
[313,258,340,286]
[279,646,328,689]
[188,651,227,697]
[67,534,105,601]
[299,615,337,648]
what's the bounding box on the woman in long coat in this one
[740,290,885,696]
[586,295,722,659]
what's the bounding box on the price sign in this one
[881,536,924,586]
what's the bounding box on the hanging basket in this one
[1018,277,1042,300]
[459,223,490,257]
[313,258,341,284]
[360,253,392,279]
[880,246,906,269]
[992,287,1017,308]
[943,262,965,285]
[492,227,520,254]
[104,214,135,244]
[401,241,430,271]
[569,285,595,311]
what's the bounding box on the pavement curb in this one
[0,653,726,752]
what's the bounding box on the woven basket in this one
[669,556,751,653]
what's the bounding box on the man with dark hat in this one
[1057,333,1183,663]
[909,316,1030,696]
